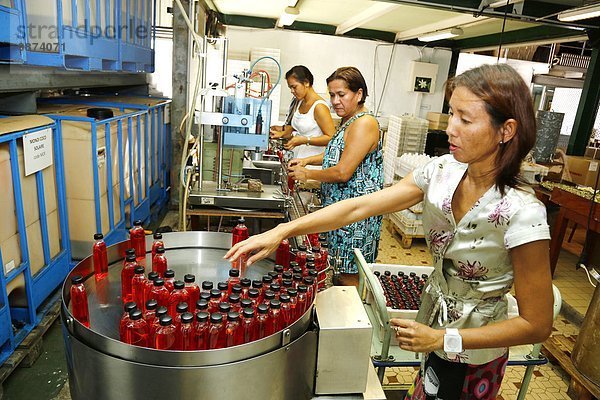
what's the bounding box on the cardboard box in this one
[428,121,448,131]
[584,147,600,160]
[566,156,600,187]
[426,112,449,123]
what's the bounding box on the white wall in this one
[224,26,453,123]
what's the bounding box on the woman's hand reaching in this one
[390,319,444,353]
[284,135,307,150]
[270,126,286,139]
[224,226,287,267]
[288,162,309,182]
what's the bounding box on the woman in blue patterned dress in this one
[286,67,383,285]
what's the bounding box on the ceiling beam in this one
[395,13,489,41]
[335,2,400,35]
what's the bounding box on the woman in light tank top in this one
[270,66,335,160]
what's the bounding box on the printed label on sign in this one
[23,128,53,176]
[200,197,215,205]
[164,105,171,125]
[589,162,598,172]
[4,260,16,274]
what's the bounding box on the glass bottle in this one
[281,279,293,295]
[196,299,209,313]
[194,311,210,350]
[130,220,146,259]
[154,315,177,350]
[152,246,168,277]
[273,265,284,285]
[262,290,275,308]
[248,288,260,308]
[227,269,240,294]
[231,284,242,297]
[168,281,190,317]
[202,280,214,292]
[261,275,273,295]
[163,269,176,292]
[228,293,241,313]
[275,239,291,269]
[241,307,257,344]
[218,302,231,323]
[173,302,189,329]
[318,243,329,289]
[279,294,292,328]
[143,299,158,326]
[269,283,281,298]
[122,309,149,347]
[311,246,322,270]
[70,276,90,328]
[178,312,195,351]
[131,266,147,311]
[292,273,303,290]
[217,281,228,302]
[208,289,221,313]
[150,306,168,345]
[208,312,226,349]
[240,298,253,311]
[268,299,284,334]
[295,245,308,269]
[308,233,320,247]
[225,311,243,348]
[256,303,271,339]
[151,232,164,260]
[303,276,315,304]
[282,271,293,282]
[121,254,138,303]
[287,288,298,322]
[92,233,108,280]
[119,301,138,340]
[297,285,309,319]
[150,279,170,308]
[143,271,159,309]
[231,217,249,246]
[251,280,263,301]
[184,274,200,312]
[239,278,251,300]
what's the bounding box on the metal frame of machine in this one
[0,117,71,365]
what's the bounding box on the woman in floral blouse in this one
[226,64,553,400]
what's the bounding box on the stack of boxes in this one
[426,112,449,131]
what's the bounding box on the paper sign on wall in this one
[164,105,171,125]
[23,128,53,176]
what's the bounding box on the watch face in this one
[444,335,462,353]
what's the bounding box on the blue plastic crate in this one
[0,0,26,63]
[0,116,71,365]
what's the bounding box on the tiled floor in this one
[376,219,595,400]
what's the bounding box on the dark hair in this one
[326,67,368,105]
[285,65,314,86]
[445,64,536,195]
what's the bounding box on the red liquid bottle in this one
[281,279,293,295]
[303,277,315,304]
[119,301,138,340]
[292,273,303,290]
[143,272,159,308]
[241,307,258,344]
[168,281,190,317]
[240,298,253,312]
[273,265,284,285]
[196,299,209,313]
[131,266,147,311]
[297,285,309,319]
[217,282,229,302]
[318,243,329,289]
[269,299,285,333]
[143,299,158,326]
[70,276,90,328]
[163,269,176,292]
[231,284,242,297]
[208,289,221,313]
[228,293,242,314]
[288,262,299,275]
[269,283,281,299]
[225,311,243,347]
[256,303,272,339]
[173,302,189,330]
[295,245,308,269]
[218,302,231,323]
[201,280,213,295]
[150,306,168,346]
[251,280,263,302]
[287,288,298,322]
[231,217,249,246]
[151,232,164,260]
[279,294,292,327]
[268,270,279,285]
[275,239,291,268]
[150,279,170,308]
[92,233,108,280]
[308,270,319,298]
[122,309,149,347]
[178,312,195,351]
[154,315,177,350]
[208,312,226,349]
[262,290,275,308]
[227,269,240,295]
[287,174,295,193]
[130,220,146,259]
[240,278,251,299]
[311,246,322,269]
[194,311,210,350]
[282,270,293,282]
[184,274,200,312]
[152,247,168,277]
[248,288,260,308]
[121,254,138,303]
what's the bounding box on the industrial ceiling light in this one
[558,3,600,22]
[418,27,463,42]
[277,6,299,27]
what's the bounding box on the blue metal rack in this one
[19,0,155,72]
[0,116,71,365]
[41,105,146,259]
[0,0,26,63]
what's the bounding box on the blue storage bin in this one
[0,0,26,63]
[0,115,71,364]
[119,0,155,72]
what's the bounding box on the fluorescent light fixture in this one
[479,0,522,8]
[418,28,463,42]
[277,6,299,27]
[558,3,600,22]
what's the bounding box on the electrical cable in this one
[375,43,397,117]
[496,0,510,62]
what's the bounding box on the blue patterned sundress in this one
[321,112,383,273]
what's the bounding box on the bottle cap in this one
[274,265,284,273]
[228,293,241,303]
[156,306,168,317]
[231,284,242,294]
[237,217,245,224]
[306,255,315,262]
[242,308,254,318]
[303,277,314,285]
[306,262,316,270]
[156,247,165,254]
[210,289,221,299]
[264,290,275,300]
[199,292,211,301]
[240,299,252,309]
[134,266,145,274]
[181,312,194,324]
[229,269,240,277]
[176,302,189,313]
[269,299,281,309]
[252,280,262,289]
[240,278,251,288]
[159,315,172,326]
[293,273,303,281]
[196,299,209,310]
[210,312,223,323]
[311,246,320,253]
[308,270,318,278]
[174,280,185,290]
[289,261,299,268]
[282,279,293,288]
[153,279,165,287]
[134,220,143,226]
[94,233,104,240]
[129,309,143,320]
[282,271,293,280]
[126,254,136,262]
[262,275,273,284]
[269,283,281,292]
[257,304,269,314]
[218,302,231,313]
[202,281,213,290]
[148,271,159,281]
[268,271,278,280]
[279,294,290,303]
[217,282,228,291]
[227,311,240,321]
[321,243,329,249]
[164,270,175,278]
[71,275,84,285]
[184,274,196,283]
[292,267,302,275]
[287,288,298,297]
[145,299,158,310]
[298,245,307,251]
[125,248,135,256]
[298,285,308,293]
[124,301,137,312]
[153,232,162,240]
[196,311,209,322]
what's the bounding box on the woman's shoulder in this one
[348,112,379,130]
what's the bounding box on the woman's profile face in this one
[446,86,503,168]
[328,79,362,118]
[287,77,309,100]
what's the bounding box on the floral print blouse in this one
[413,154,550,365]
